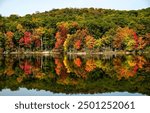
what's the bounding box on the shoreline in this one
[1,50,148,55]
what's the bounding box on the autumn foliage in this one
[0,8,150,54]
[113,56,146,80]
[85,35,96,49]
[74,40,82,50]
[54,22,68,49]
[85,59,96,72]
[74,58,82,67]
[19,32,31,47]
[20,60,32,75]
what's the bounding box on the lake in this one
[0,54,150,96]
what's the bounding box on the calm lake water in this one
[0,54,150,96]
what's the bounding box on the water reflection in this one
[0,54,150,96]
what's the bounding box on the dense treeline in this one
[0,8,150,53]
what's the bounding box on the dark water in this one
[0,54,150,96]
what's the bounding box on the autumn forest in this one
[0,8,150,54]
[0,7,150,96]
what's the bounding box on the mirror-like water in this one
[0,54,150,96]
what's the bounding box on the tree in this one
[16,24,25,33]
[94,38,103,51]
[85,35,96,50]
[0,32,5,52]
[63,29,88,51]
[19,31,32,50]
[113,27,138,51]
[32,27,45,50]
[0,8,150,53]
[5,31,14,52]
[54,22,69,50]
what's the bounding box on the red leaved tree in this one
[54,22,68,49]
[19,31,32,48]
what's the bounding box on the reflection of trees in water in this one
[113,55,146,80]
[54,58,70,84]
[0,55,150,95]
[19,60,32,75]
[64,55,147,80]
[0,55,148,80]
[4,56,15,76]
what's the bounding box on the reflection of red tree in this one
[74,58,82,67]
[55,59,63,75]
[54,58,68,80]
[20,60,32,75]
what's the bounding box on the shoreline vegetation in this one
[1,50,149,56]
[0,8,150,55]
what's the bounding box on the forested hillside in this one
[0,8,150,53]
